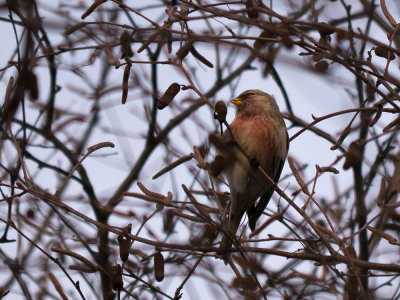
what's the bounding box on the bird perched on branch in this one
[212,89,288,254]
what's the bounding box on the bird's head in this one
[230,89,280,115]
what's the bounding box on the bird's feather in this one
[248,130,289,231]
[215,90,288,254]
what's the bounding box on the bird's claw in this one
[250,158,260,167]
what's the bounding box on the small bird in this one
[216,89,288,253]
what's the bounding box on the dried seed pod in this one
[69,264,97,273]
[318,22,335,36]
[343,141,362,170]
[214,101,227,123]
[120,31,133,58]
[383,116,400,132]
[288,157,310,196]
[315,60,329,72]
[365,82,376,102]
[52,248,98,270]
[375,46,395,60]
[181,85,191,91]
[189,45,213,68]
[367,225,399,245]
[176,42,192,59]
[318,36,331,49]
[166,31,172,53]
[122,63,131,104]
[193,145,207,169]
[388,211,400,222]
[87,142,115,153]
[232,276,258,290]
[190,232,203,246]
[331,125,352,150]
[232,254,265,273]
[369,105,382,127]
[111,264,123,291]
[244,290,258,300]
[26,209,35,219]
[103,47,119,66]
[214,100,227,134]
[190,224,217,245]
[81,0,107,20]
[23,17,42,31]
[4,76,14,109]
[182,184,211,220]
[245,0,259,19]
[117,235,131,262]
[152,154,193,179]
[49,272,68,300]
[163,209,175,234]
[5,0,19,14]
[154,252,165,282]
[316,165,339,174]
[26,71,38,100]
[281,33,294,49]
[137,24,167,53]
[137,181,165,199]
[316,219,327,228]
[157,83,180,110]
[377,177,386,207]
[202,224,218,244]
[65,22,87,35]
[121,223,132,235]
[311,52,323,62]
[197,144,208,158]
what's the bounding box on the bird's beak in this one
[230,98,243,106]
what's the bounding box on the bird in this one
[215,89,289,254]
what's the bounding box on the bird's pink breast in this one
[230,114,280,168]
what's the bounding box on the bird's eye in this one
[244,92,254,98]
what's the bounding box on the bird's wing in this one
[215,129,236,158]
[248,130,289,231]
[216,129,251,185]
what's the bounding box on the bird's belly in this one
[224,149,269,197]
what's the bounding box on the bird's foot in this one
[250,158,260,167]
[217,243,231,265]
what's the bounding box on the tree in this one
[1,0,400,299]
